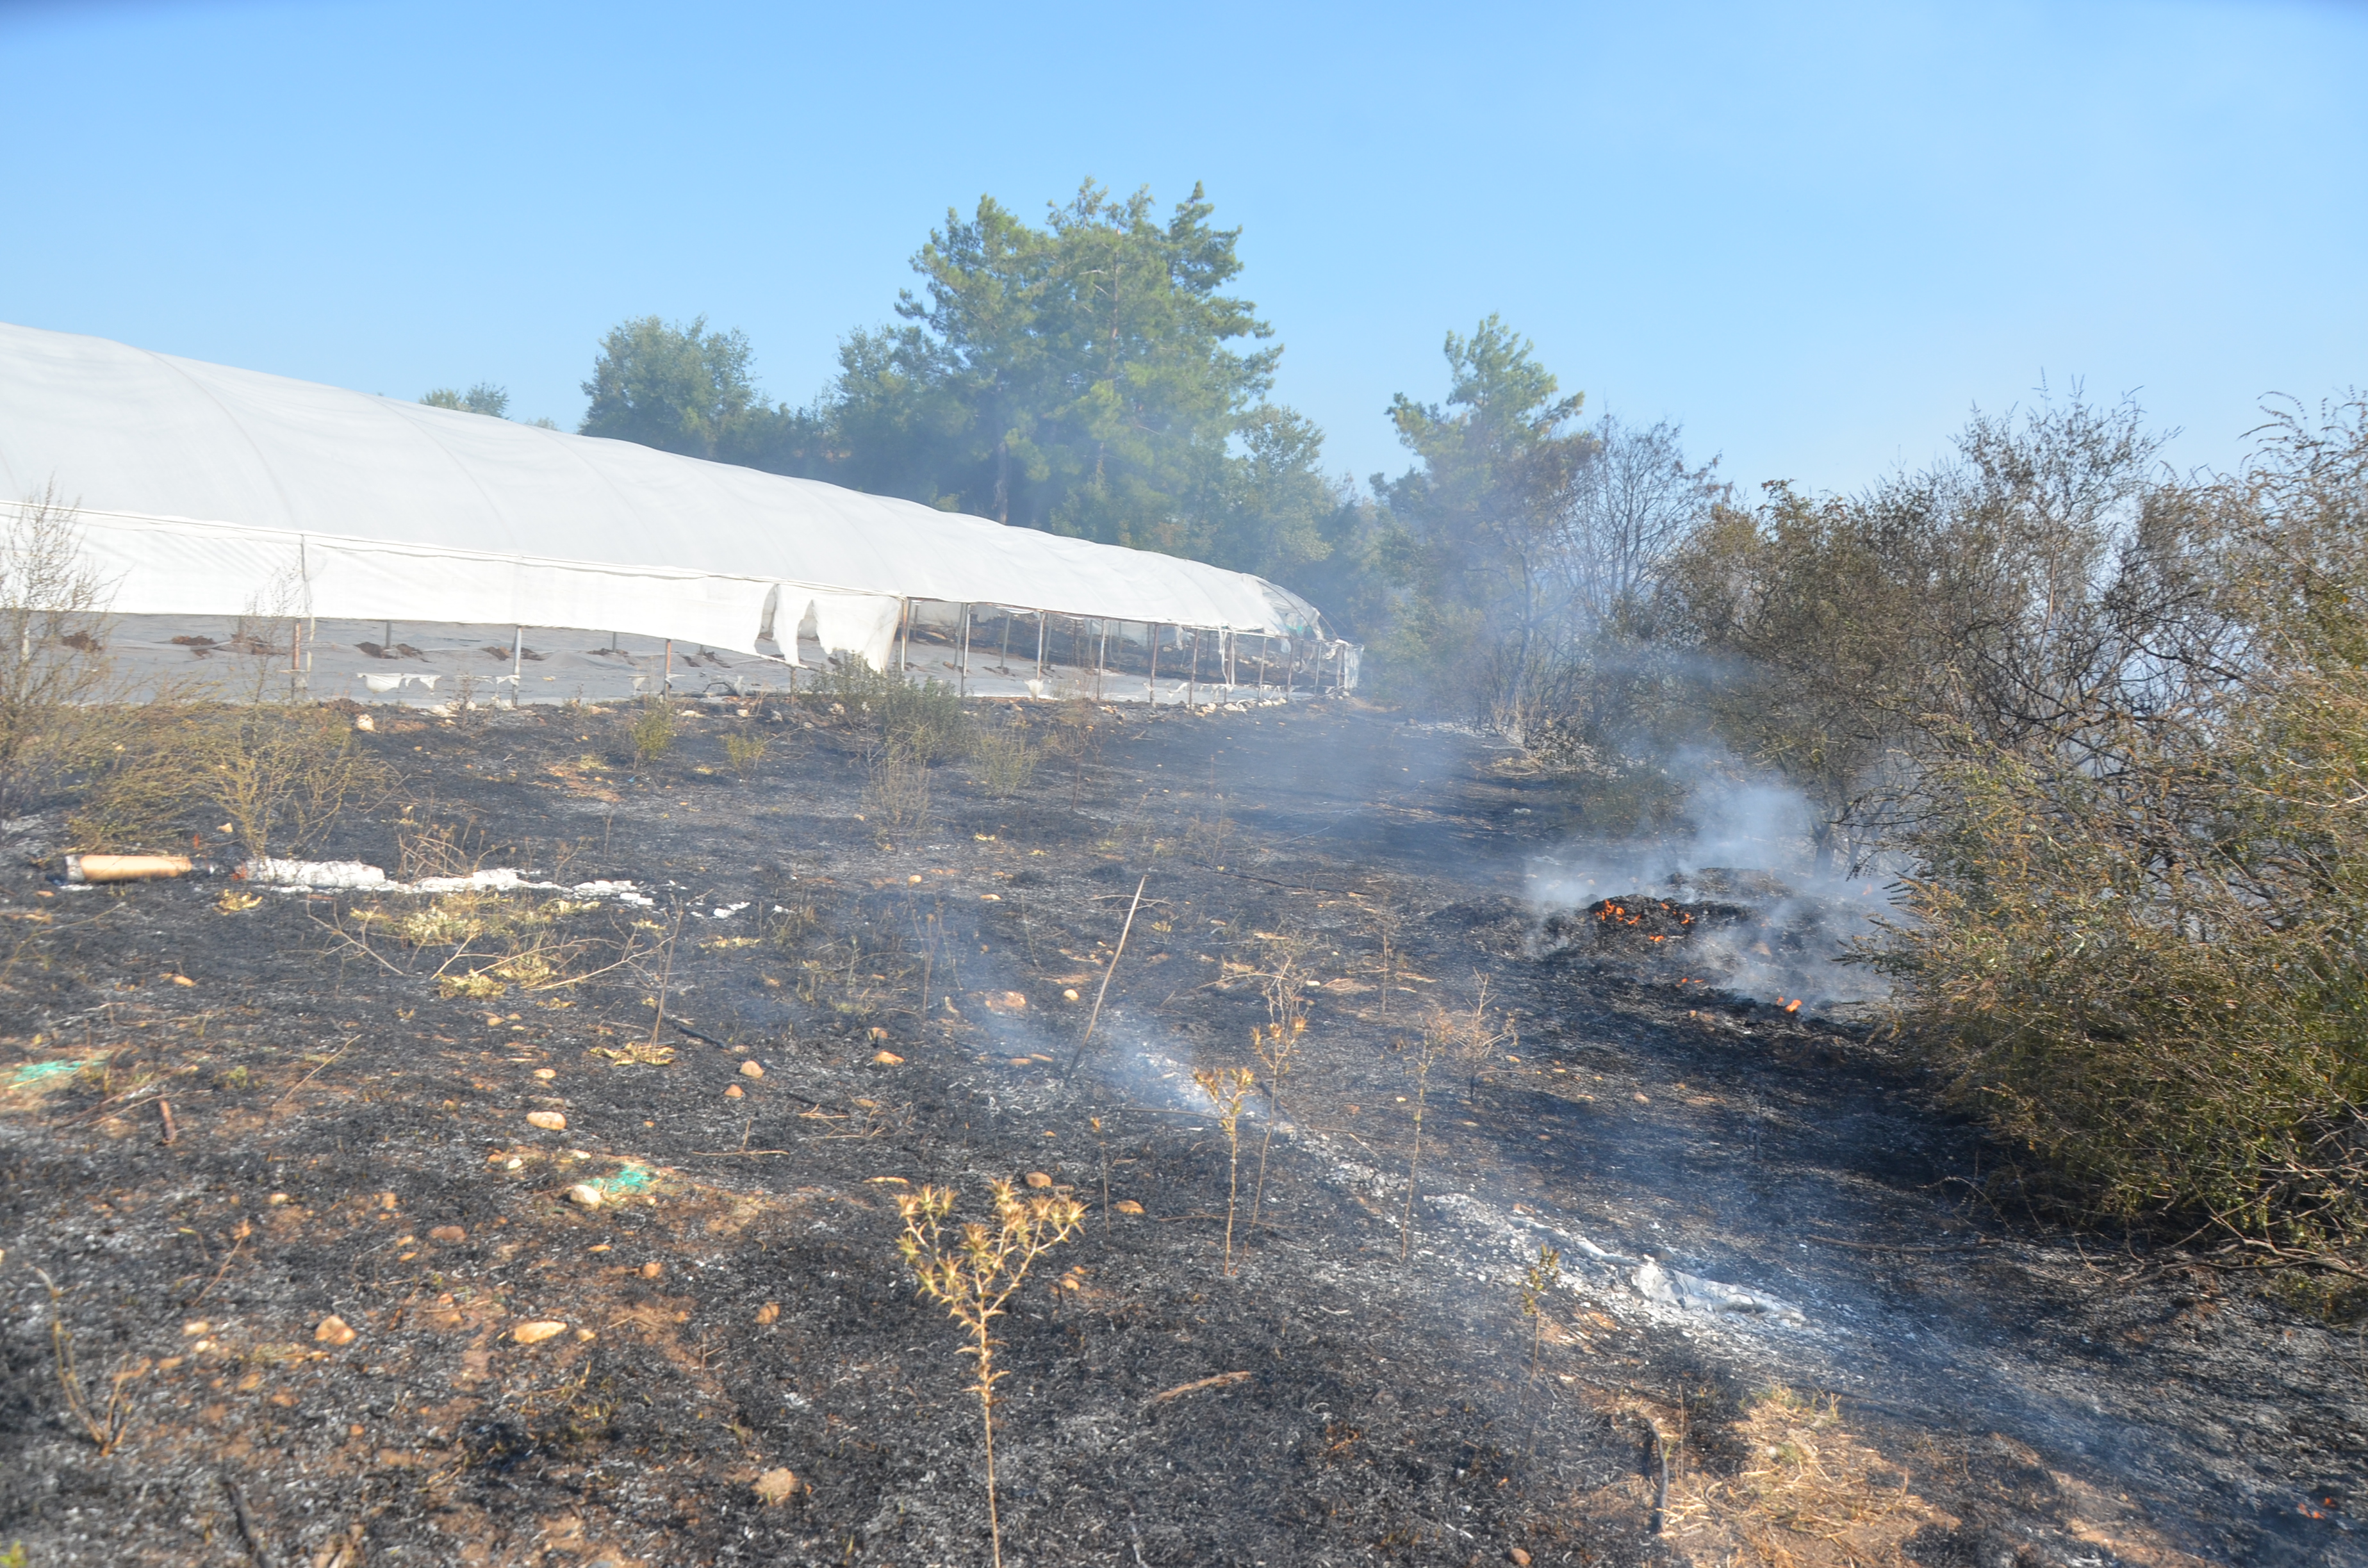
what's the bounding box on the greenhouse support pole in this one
[1034,610,1046,676]
[958,604,970,698]
[1187,628,1197,708]
[898,599,910,676]
[512,625,523,707]
[1147,623,1159,704]
[998,610,1011,675]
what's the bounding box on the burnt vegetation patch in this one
[0,696,2357,1566]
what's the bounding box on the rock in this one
[871,1050,903,1065]
[512,1320,568,1346]
[724,1084,744,1098]
[566,1184,604,1209]
[1024,1172,1053,1189]
[755,1302,780,1325]
[752,1467,799,1505]
[525,1111,567,1131]
[315,1314,357,1346]
[739,1059,764,1079]
[639,1261,662,1278]
[1062,987,1080,1001]
[429,1225,466,1243]
[1509,1551,1533,1566]
[183,1320,210,1337]
[533,1068,556,1081]
[1114,1200,1146,1215]
[267,1192,292,1205]
[353,713,375,731]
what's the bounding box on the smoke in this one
[1524,756,1896,1012]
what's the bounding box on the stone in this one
[525,1111,567,1131]
[429,1225,466,1243]
[1024,1172,1053,1189]
[871,1050,904,1065]
[1114,1200,1146,1215]
[1509,1551,1532,1566]
[724,1084,744,1098]
[315,1314,357,1346]
[566,1184,604,1209]
[755,1302,780,1325]
[639,1261,662,1278]
[512,1320,568,1346]
[738,1059,764,1079]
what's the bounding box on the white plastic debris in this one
[242,859,388,889]
[238,860,655,904]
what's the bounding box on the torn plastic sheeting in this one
[360,672,440,694]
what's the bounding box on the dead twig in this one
[1065,874,1146,1079]
[223,1474,273,1567]
[31,1267,143,1455]
[268,1040,352,1122]
[185,1231,249,1307]
[157,1096,176,1144]
[1144,1369,1253,1409]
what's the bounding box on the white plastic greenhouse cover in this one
[0,321,1336,673]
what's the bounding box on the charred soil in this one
[0,700,2360,1566]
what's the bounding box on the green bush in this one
[820,660,971,762]
[1875,677,2368,1263]
[630,700,676,763]
[971,726,1037,797]
[723,730,769,780]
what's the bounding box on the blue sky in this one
[4,0,2362,499]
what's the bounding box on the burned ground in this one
[1,699,2362,1566]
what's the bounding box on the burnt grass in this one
[2,698,2363,1567]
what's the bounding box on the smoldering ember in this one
[0,658,2359,1567]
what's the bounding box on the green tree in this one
[1374,316,1594,720]
[420,382,511,418]
[821,181,1335,577]
[580,316,759,459]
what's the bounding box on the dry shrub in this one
[210,705,390,860]
[74,701,387,857]
[1665,1389,1949,1567]
[0,486,134,820]
[823,660,971,760]
[68,701,218,849]
[630,699,676,762]
[971,726,1037,797]
[864,742,932,832]
[723,730,769,779]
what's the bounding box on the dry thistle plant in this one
[1192,1065,1254,1273]
[895,1179,1085,1568]
[1430,981,1516,1109]
[1399,1027,1445,1261]
[1517,1241,1561,1450]
[1247,948,1309,1236]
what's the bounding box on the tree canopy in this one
[421,382,510,418]
[582,183,1342,584]
[579,316,761,460]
